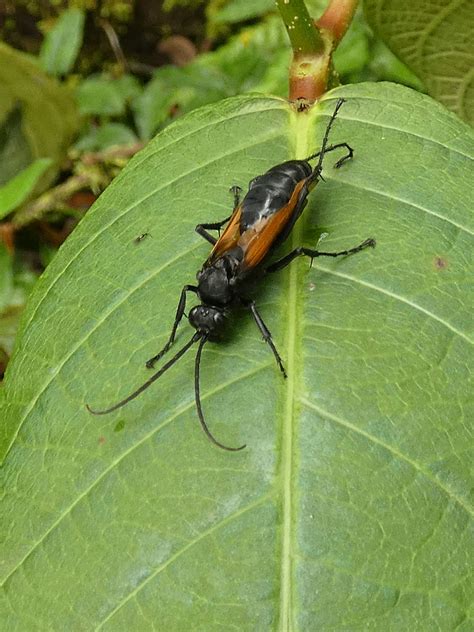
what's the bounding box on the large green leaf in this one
[1,83,472,629]
[364,0,474,125]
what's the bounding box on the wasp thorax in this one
[189,305,226,334]
[196,265,232,306]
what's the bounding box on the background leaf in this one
[0,158,53,219]
[0,244,12,313]
[0,103,32,186]
[212,0,275,24]
[1,83,472,629]
[73,123,138,152]
[0,258,37,358]
[77,74,142,117]
[0,42,78,191]
[39,8,85,76]
[364,0,474,125]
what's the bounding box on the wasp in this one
[87,99,375,451]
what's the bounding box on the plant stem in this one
[276,0,325,55]
[12,143,144,228]
[277,0,359,102]
[12,174,92,228]
[316,0,359,44]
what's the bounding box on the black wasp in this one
[87,99,375,451]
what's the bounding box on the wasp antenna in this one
[315,98,345,171]
[194,335,246,452]
[306,98,346,167]
[87,332,202,416]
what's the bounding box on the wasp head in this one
[188,305,226,337]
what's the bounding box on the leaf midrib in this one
[278,108,314,632]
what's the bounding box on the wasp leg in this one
[195,218,231,244]
[145,285,198,369]
[266,238,376,274]
[195,186,242,244]
[229,185,242,208]
[244,300,287,378]
[306,142,354,169]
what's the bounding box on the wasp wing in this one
[206,205,243,264]
[240,179,307,270]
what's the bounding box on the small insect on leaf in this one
[133,232,151,244]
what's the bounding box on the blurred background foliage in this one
[0,0,468,378]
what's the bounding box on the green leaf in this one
[132,64,230,139]
[39,8,85,76]
[76,77,125,117]
[0,158,53,219]
[0,103,32,186]
[212,0,275,24]
[133,16,291,139]
[0,42,78,191]
[0,260,37,357]
[366,39,424,90]
[74,123,138,152]
[113,74,142,102]
[333,15,371,77]
[77,75,138,117]
[0,243,12,313]
[1,83,472,629]
[364,0,474,125]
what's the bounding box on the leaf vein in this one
[315,266,472,344]
[335,178,473,236]
[300,398,472,517]
[95,493,274,630]
[323,94,474,159]
[1,362,271,587]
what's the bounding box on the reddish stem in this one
[277,0,359,102]
[316,0,359,44]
